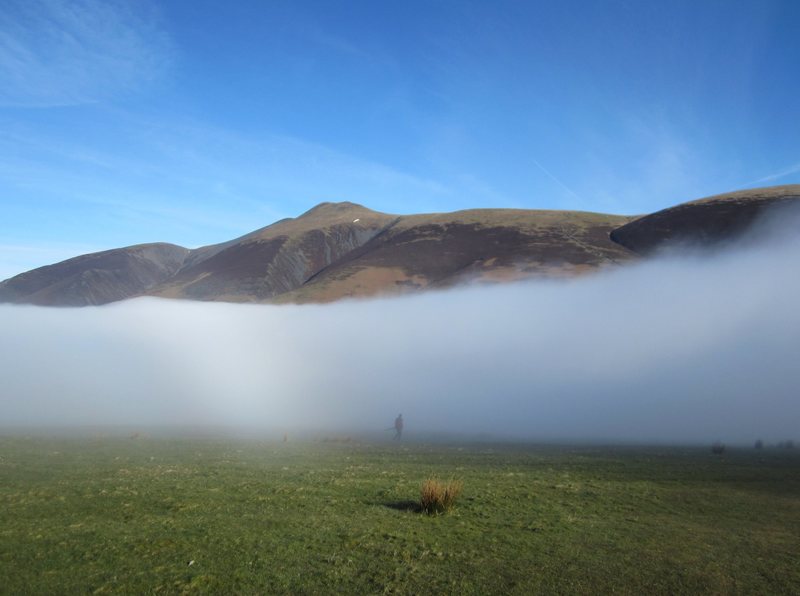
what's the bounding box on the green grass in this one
[1,437,798,594]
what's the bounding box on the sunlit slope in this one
[149,202,398,302]
[275,208,634,303]
[610,185,800,255]
[0,243,189,306]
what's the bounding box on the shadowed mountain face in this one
[610,185,800,255]
[0,244,189,306]
[2,185,799,306]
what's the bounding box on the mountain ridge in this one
[2,184,798,306]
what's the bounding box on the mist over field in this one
[1,214,799,443]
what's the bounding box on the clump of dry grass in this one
[420,477,463,514]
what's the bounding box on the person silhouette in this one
[394,414,404,440]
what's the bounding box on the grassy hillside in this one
[275,209,635,303]
[1,437,798,594]
[0,243,189,306]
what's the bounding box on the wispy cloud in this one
[0,0,172,107]
[574,110,719,214]
[752,162,800,185]
[0,111,452,216]
[531,157,587,206]
[0,109,458,278]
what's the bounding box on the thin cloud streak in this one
[531,157,586,206]
[753,161,800,185]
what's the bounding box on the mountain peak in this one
[299,201,369,218]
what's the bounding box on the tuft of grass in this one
[420,477,463,514]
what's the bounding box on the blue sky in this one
[1,0,799,279]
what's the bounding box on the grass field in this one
[1,436,799,594]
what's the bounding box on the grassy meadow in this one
[1,435,799,594]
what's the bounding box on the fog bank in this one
[2,224,799,443]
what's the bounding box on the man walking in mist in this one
[394,414,403,440]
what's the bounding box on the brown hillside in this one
[149,202,398,302]
[276,209,634,303]
[0,243,189,306]
[3,185,797,307]
[610,185,800,255]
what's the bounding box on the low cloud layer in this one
[2,218,799,444]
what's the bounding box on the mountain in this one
[149,202,399,302]
[610,185,800,255]
[0,243,189,306]
[2,185,798,307]
[272,207,633,303]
